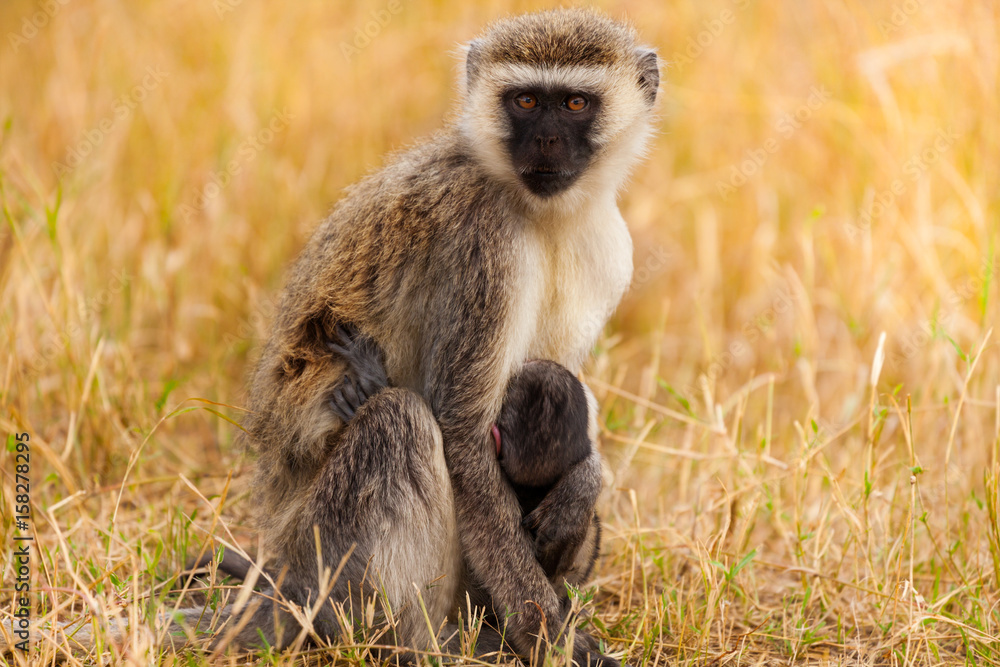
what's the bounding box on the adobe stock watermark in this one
[177,108,293,223]
[878,0,928,37]
[52,66,168,178]
[631,244,673,290]
[715,85,832,200]
[668,0,752,73]
[7,0,71,53]
[844,126,959,241]
[571,244,674,349]
[222,293,279,354]
[214,0,243,19]
[890,256,996,367]
[340,0,406,62]
[683,280,798,395]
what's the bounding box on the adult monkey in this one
[239,7,658,664]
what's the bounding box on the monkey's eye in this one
[514,93,538,110]
[564,94,588,112]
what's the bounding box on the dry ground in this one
[1,0,998,665]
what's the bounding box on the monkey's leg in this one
[524,448,604,579]
[566,512,602,588]
[552,512,602,618]
[259,387,461,654]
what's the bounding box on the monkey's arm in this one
[523,447,604,578]
[423,282,612,666]
[526,379,605,577]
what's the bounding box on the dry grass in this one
[1,0,998,665]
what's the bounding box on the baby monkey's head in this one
[495,360,592,490]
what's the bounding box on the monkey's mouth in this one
[525,166,567,178]
[519,166,580,197]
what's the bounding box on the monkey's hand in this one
[523,448,603,578]
[328,323,389,421]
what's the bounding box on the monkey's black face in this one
[502,87,599,197]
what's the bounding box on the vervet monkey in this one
[232,6,657,663]
[465,358,604,637]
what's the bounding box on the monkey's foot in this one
[524,500,591,577]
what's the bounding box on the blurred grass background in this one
[1,0,998,664]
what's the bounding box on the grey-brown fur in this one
[465,9,658,98]
[326,335,604,613]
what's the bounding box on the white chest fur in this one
[512,195,634,373]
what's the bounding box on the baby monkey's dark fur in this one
[496,360,601,582]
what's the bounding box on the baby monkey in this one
[492,359,602,582]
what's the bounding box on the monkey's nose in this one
[535,135,559,151]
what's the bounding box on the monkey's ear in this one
[636,47,660,105]
[465,39,485,90]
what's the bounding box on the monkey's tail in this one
[184,548,256,582]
